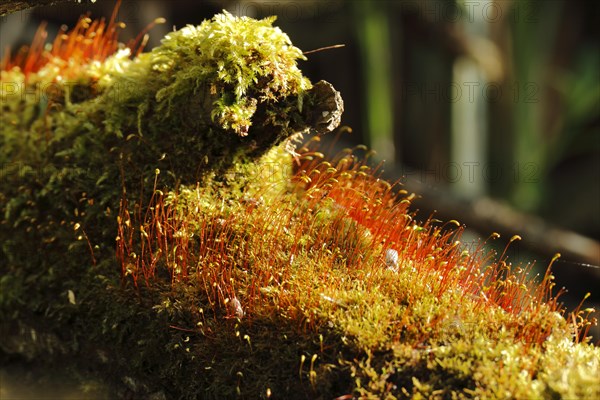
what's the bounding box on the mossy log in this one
[1,7,598,400]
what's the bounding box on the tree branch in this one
[0,0,94,16]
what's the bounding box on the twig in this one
[303,44,345,55]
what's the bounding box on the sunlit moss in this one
[110,141,598,398]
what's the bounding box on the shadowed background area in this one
[1,0,598,336]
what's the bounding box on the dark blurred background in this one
[1,0,598,339]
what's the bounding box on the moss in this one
[1,8,599,400]
[0,9,340,275]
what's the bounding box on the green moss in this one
[0,10,336,273]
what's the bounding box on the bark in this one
[0,0,91,16]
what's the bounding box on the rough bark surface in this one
[0,0,90,15]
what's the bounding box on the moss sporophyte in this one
[1,3,598,399]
